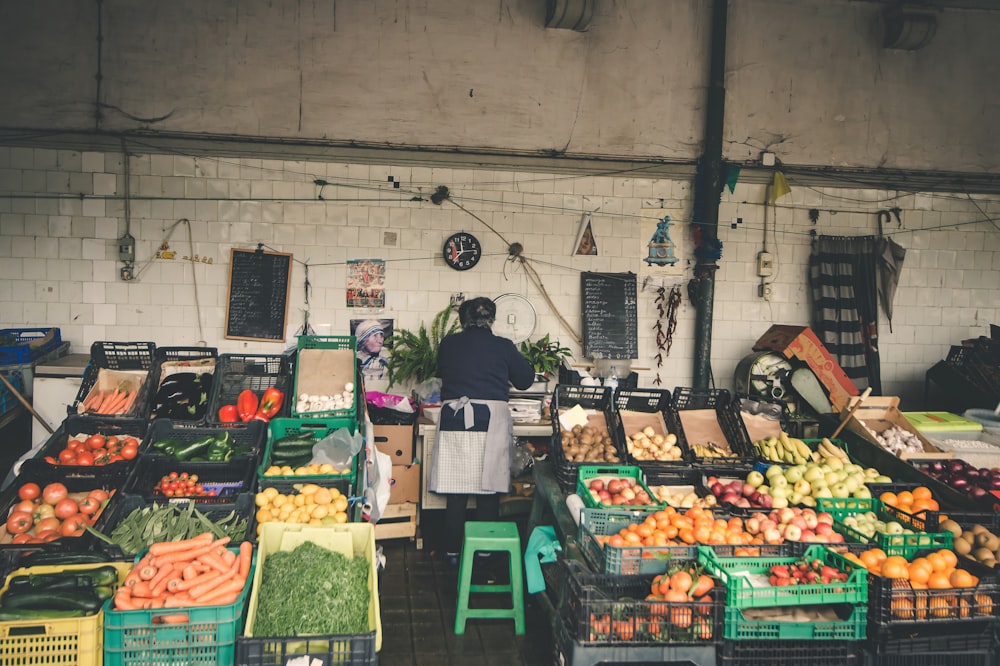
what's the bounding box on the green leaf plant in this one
[387,304,460,389]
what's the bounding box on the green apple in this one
[771,496,788,509]
[800,496,817,508]
[825,471,841,486]
[770,476,788,489]
[770,485,789,499]
[785,466,805,483]
[813,486,832,499]
[789,492,803,505]
[757,485,770,495]
[853,486,872,499]
[885,521,904,535]
[827,458,844,471]
[844,477,860,493]
[831,483,850,499]
[746,471,765,488]
[793,479,812,496]
[804,467,825,483]
[873,475,892,483]
[765,465,785,480]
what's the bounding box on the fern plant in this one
[387,304,460,388]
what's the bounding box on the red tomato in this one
[10,533,32,544]
[105,436,119,449]
[5,511,33,535]
[77,496,101,515]
[120,444,138,460]
[33,504,55,522]
[34,516,61,534]
[54,498,79,520]
[75,451,95,466]
[57,449,77,465]
[13,499,36,515]
[41,483,69,506]
[88,489,110,504]
[85,434,106,450]
[18,483,40,501]
[59,516,85,538]
[33,529,59,542]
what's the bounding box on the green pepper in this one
[152,439,182,455]
[173,435,216,461]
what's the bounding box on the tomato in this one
[33,504,56,522]
[58,449,77,465]
[41,483,69,506]
[35,516,61,534]
[88,489,110,504]
[75,451,95,466]
[120,444,138,460]
[33,529,59,542]
[86,434,106,450]
[54,498,79,520]
[10,533,32,544]
[18,483,40,502]
[59,516,85,538]
[105,436,119,450]
[13,500,36,515]
[77,496,101,515]
[5,511,33,535]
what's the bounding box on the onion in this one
[990,478,1000,491]
[973,486,991,498]
[947,460,966,474]
[930,461,945,473]
[951,477,970,490]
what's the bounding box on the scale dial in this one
[492,293,537,344]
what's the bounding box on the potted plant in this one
[387,304,459,397]
[519,334,573,383]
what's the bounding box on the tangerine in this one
[879,491,898,507]
[880,556,910,579]
[912,486,933,501]
[895,490,915,507]
[950,569,976,588]
[927,572,952,589]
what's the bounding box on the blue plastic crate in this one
[0,370,24,417]
[0,327,62,365]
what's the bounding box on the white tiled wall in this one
[1,147,998,409]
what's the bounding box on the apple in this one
[803,511,818,529]
[783,524,802,541]
[816,522,834,537]
[620,487,636,501]
[746,517,761,533]
[589,479,605,492]
[785,467,804,484]
[765,465,785,480]
[793,479,812,496]
[771,496,788,509]
[746,471,765,488]
[770,476,788,489]
[607,479,623,495]
[853,486,872,499]
[790,516,808,531]
[763,527,782,544]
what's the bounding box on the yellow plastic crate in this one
[0,561,130,666]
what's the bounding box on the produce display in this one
[111,534,252,610]
[647,483,717,509]
[560,424,622,464]
[263,430,353,471]
[149,431,247,462]
[0,563,120,619]
[3,483,112,544]
[595,506,767,550]
[254,485,351,535]
[877,486,940,516]
[153,472,217,498]
[88,501,251,557]
[864,423,925,456]
[77,384,140,416]
[44,432,139,466]
[252,540,369,636]
[262,462,351,477]
[937,521,1000,568]
[838,511,919,540]
[150,372,213,421]
[294,384,354,415]
[689,440,738,459]
[218,388,285,423]
[744,507,846,545]
[917,458,1000,500]
[584,476,658,508]
[767,556,850,586]
[753,433,821,465]
[626,426,683,461]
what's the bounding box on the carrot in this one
[149,597,165,609]
[131,580,153,598]
[138,564,158,581]
[197,578,245,605]
[95,388,119,414]
[103,391,128,415]
[114,589,138,610]
[181,565,200,581]
[122,389,139,414]
[149,532,214,557]
[148,563,174,589]
[220,549,237,567]
[238,541,252,580]
[171,569,219,592]
[123,572,141,588]
[189,567,236,599]
[82,389,102,411]
[154,613,190,625]
[198,550,231,574]
[164,593,194,607]
[165,577,184,594]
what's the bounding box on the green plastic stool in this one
[454,521,525,635]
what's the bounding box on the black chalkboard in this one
[225,248,292,342]
[581,272,638,359]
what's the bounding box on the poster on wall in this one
[346,259,386,309]
[573,212,598,255]
[351,318,394,382]
[639,208,685,277]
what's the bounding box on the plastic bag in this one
[416,377,442,405]
[311,427,364,468]
[510,438,534,476]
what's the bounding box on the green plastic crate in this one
[825,500,954,558]
[577,465,667,512]
[723,603,867,641]
[815,497,880,514]
[291,336,359,420]
[697,545,867,609]
[258,417,359,495]
[102,549,256,666]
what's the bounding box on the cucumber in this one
[0,609,88,621]
[18,552,110,568]
[7,565,120,593]
[1,589,103,613]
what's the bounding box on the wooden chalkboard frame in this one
[225,248,292,342]
[581,271,638,359]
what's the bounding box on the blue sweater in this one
[437,328,535,402]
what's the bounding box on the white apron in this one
[429,397,512,495]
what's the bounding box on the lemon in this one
[333,511,349,524]
[333,496,349,513]
[319,463,335,474]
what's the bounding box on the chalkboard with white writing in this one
[225,248,292,342]
[581,272,638,359]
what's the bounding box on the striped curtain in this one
[808,235,881,394]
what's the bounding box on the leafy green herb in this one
[254,541,369,637]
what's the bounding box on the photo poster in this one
[351,317,394,383]
[573,211,598,256]
[346,258,386,309]
[639,208,685,276]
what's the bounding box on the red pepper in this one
[237,390,259,422]
[218,404,239,423]
[253,387,284,422]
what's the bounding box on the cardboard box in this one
[389,463,420,504]
[372,423,415,464]
[841,395,950,459]
[753,325,860,411]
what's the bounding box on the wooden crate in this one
[374,503,418,541]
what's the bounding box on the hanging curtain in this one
[809,235,882,394]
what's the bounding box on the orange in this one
[608,535,626,548]
[907,564,930,585]
[950,569,977,588]
[895,490,914,508]
[636,524,654,539]
[926,551,949,573]
[881,556,910,579]
[912,486,933,502]
[909,557,933,575]
[937,549,958,569]
[879,491,898,507]
[927,572,952,589]
[624,531,642,545]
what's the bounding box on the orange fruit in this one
[927,572,952,589]
[950,569,976,588]
[895,490,914,507]
[907,564,930,585]
[879,491,898,507]
[926,551,949,573]
[881,556,910,579]
[912,486,933,501]
[938,549,958,569]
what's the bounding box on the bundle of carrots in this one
[113,532,252,614]
[80,384,139,416]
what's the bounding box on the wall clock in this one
[443,232,482,271]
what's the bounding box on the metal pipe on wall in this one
[691,0,729,389]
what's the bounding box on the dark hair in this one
[458,297,496,330]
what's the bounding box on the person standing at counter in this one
[430,297,535,565]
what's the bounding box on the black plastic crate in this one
[550,385,626,494]
[69,341,157,419]
[123,455,257,502]
[92,492,257,559]
[718,639,862,666]
[236,633,379,666]
[551,614,718,666]
[206,353,294,426]
[615,388,694,472]
[868,549,998,626]
[558,558,725,646]
[865,618,997,666]
[0,469,122,554]
[22,414,146,480]
[140,418,265,462]
[147,346,218,424]
[672,387,756,474]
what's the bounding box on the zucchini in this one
[7,565,120,593]
[272,433,315,449]
[0,609,88,621]
[1,589,103,613]
[18,552,110,568]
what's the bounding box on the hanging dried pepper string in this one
[652,285,683,386]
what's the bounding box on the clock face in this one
[443,232,482,271]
